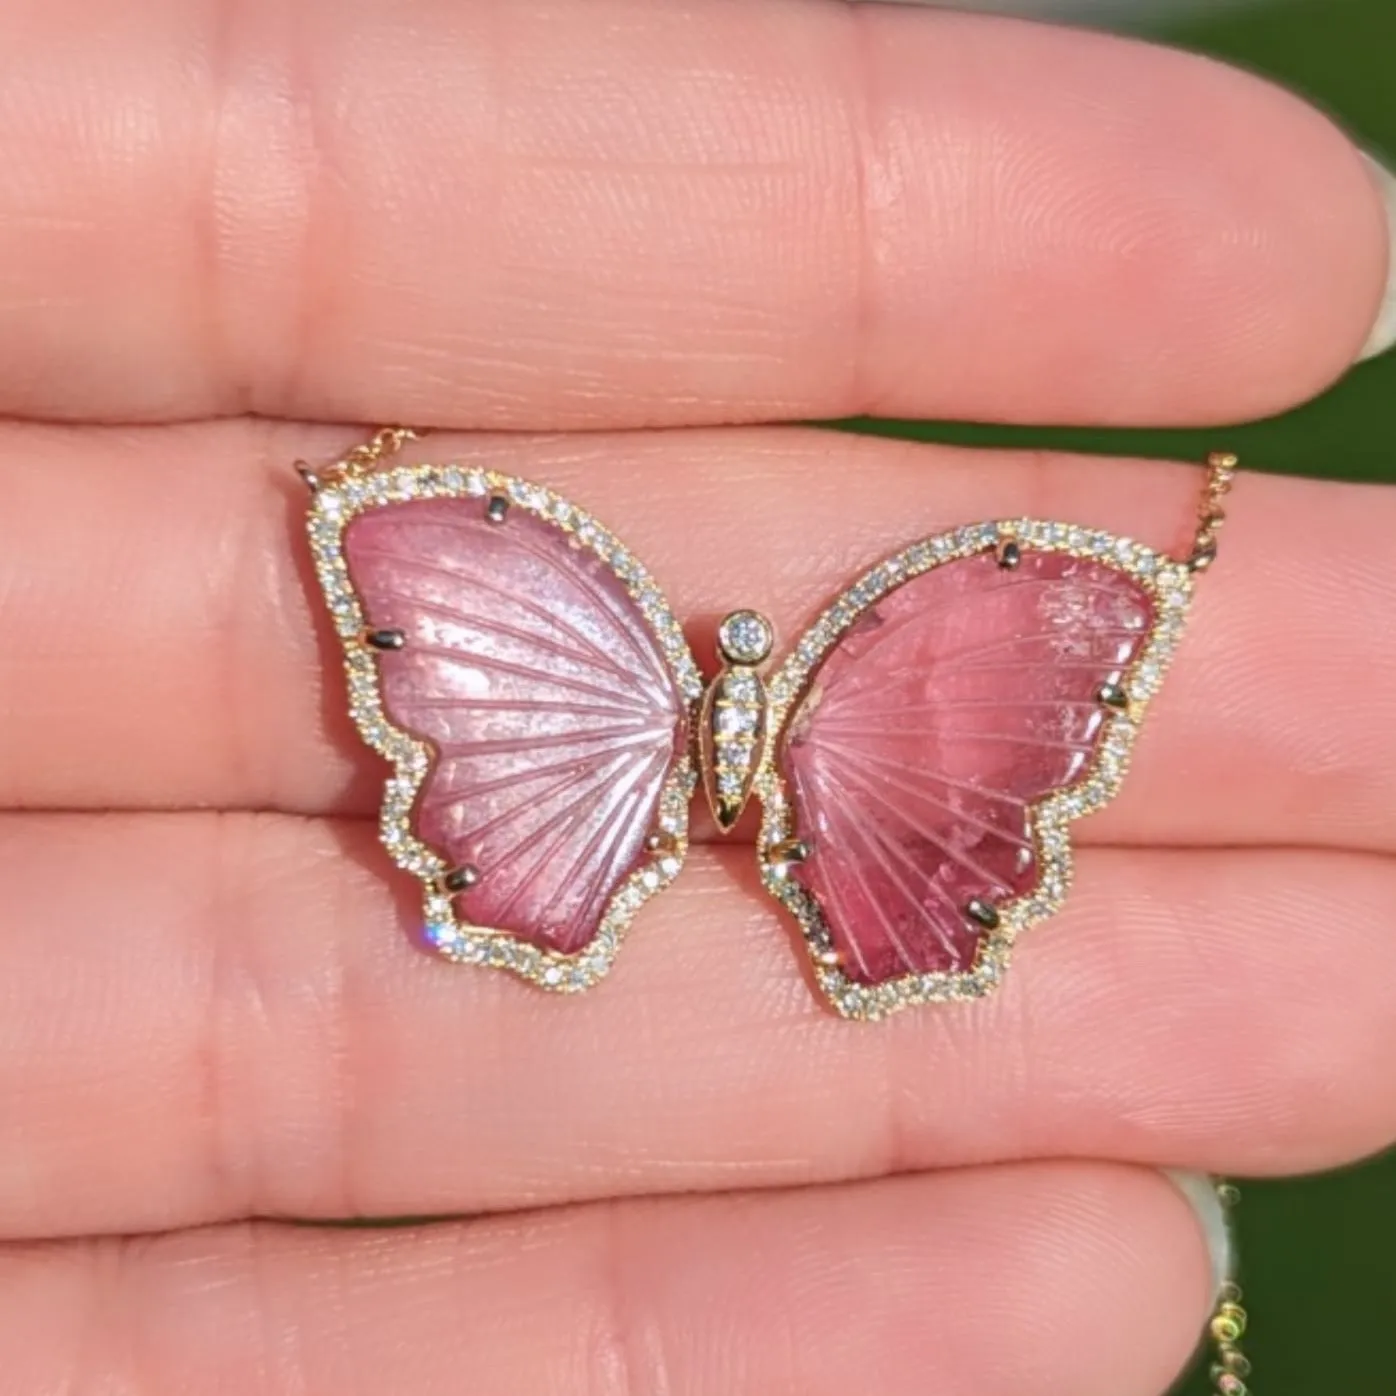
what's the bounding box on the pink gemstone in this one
[344,497,685,956]
[781,550,1153,983]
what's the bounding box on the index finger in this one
[0,0,1388,426]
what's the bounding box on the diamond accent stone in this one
[717,609,774,665]
[723,671,759,703]
[715,705,758,736]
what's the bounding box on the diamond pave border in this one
[305,463,703,994]
[755,518,1195,1022]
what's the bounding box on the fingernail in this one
[1163,1169,1234,1301]
[1357,152,1396,363]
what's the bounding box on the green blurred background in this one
[859,0,1396,1390]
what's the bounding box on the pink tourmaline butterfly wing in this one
[340,489,691,962]
[772,532,1182,1004]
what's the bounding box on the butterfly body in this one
[698,608,779,831]
[307,462,1193,1018]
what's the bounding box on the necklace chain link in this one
[1208,1181,1254,1396]
[1187,450,1238,572]
[333,425,421,476]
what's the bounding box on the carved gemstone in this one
[780,549,1153,984]
[344,498,686,956]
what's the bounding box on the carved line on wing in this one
[445,746,651,863]
[352,532,673,703]
[797,736,1033,811]
[526,752,666,937]
[841,625,1144,678]
[406,696,646,720]
[829,816,924,980]
[484,753,655,930]
[486,514,669,680]
[807,737,1036,850]
[832,569,1143,670]
[423,729,662,808]
[480,759,633,892]
[378,589,641,690]
[423,724,662,767]
[348,547,635,686]
[401,642,644,708]
[964,572,1149,604]
[813,649,1143,722]
[812,747,1020,892]
[851,814,968,966]
[811,726,1102,755]
[398,507,669,682]
[465,743,662,924]
[815,696,1114,721]
[813,771,966,974]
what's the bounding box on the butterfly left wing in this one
[307,463,703,991]
[755,520,1194,1020]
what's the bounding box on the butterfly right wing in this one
[756,520,1193,1019]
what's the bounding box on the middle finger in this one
[1,420,1394,853]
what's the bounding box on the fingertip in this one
[852,10,1391,423]
[1356,150,1396,362]
[1197,73,1393,410]
[1163,1170,1234,1300]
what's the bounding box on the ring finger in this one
[0,816,1392,1237]
[0,1164,1214,1396]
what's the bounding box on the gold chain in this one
[1186,451,1239,572]
[294,426,421,492]
[318,431,1239,577]
[334,425,421,476]
[1208,1181,1253,1396]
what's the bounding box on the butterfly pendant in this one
[305,459,1197,1020]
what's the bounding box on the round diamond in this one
[717,775,744,802]
[715,705,759,736]
[717,609,774,664]
[424,921,459,951]
[722,671,759,703]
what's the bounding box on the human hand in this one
[0,3,1393,1392]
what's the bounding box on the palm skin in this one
[0,2,1392,1393]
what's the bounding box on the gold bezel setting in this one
[306,462,703,993]
[755,518,1195,1021]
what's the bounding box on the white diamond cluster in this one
[755,518,1195,1021]
[710,667,765,810]
[305,462,703,993]
[717,609,774,665]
